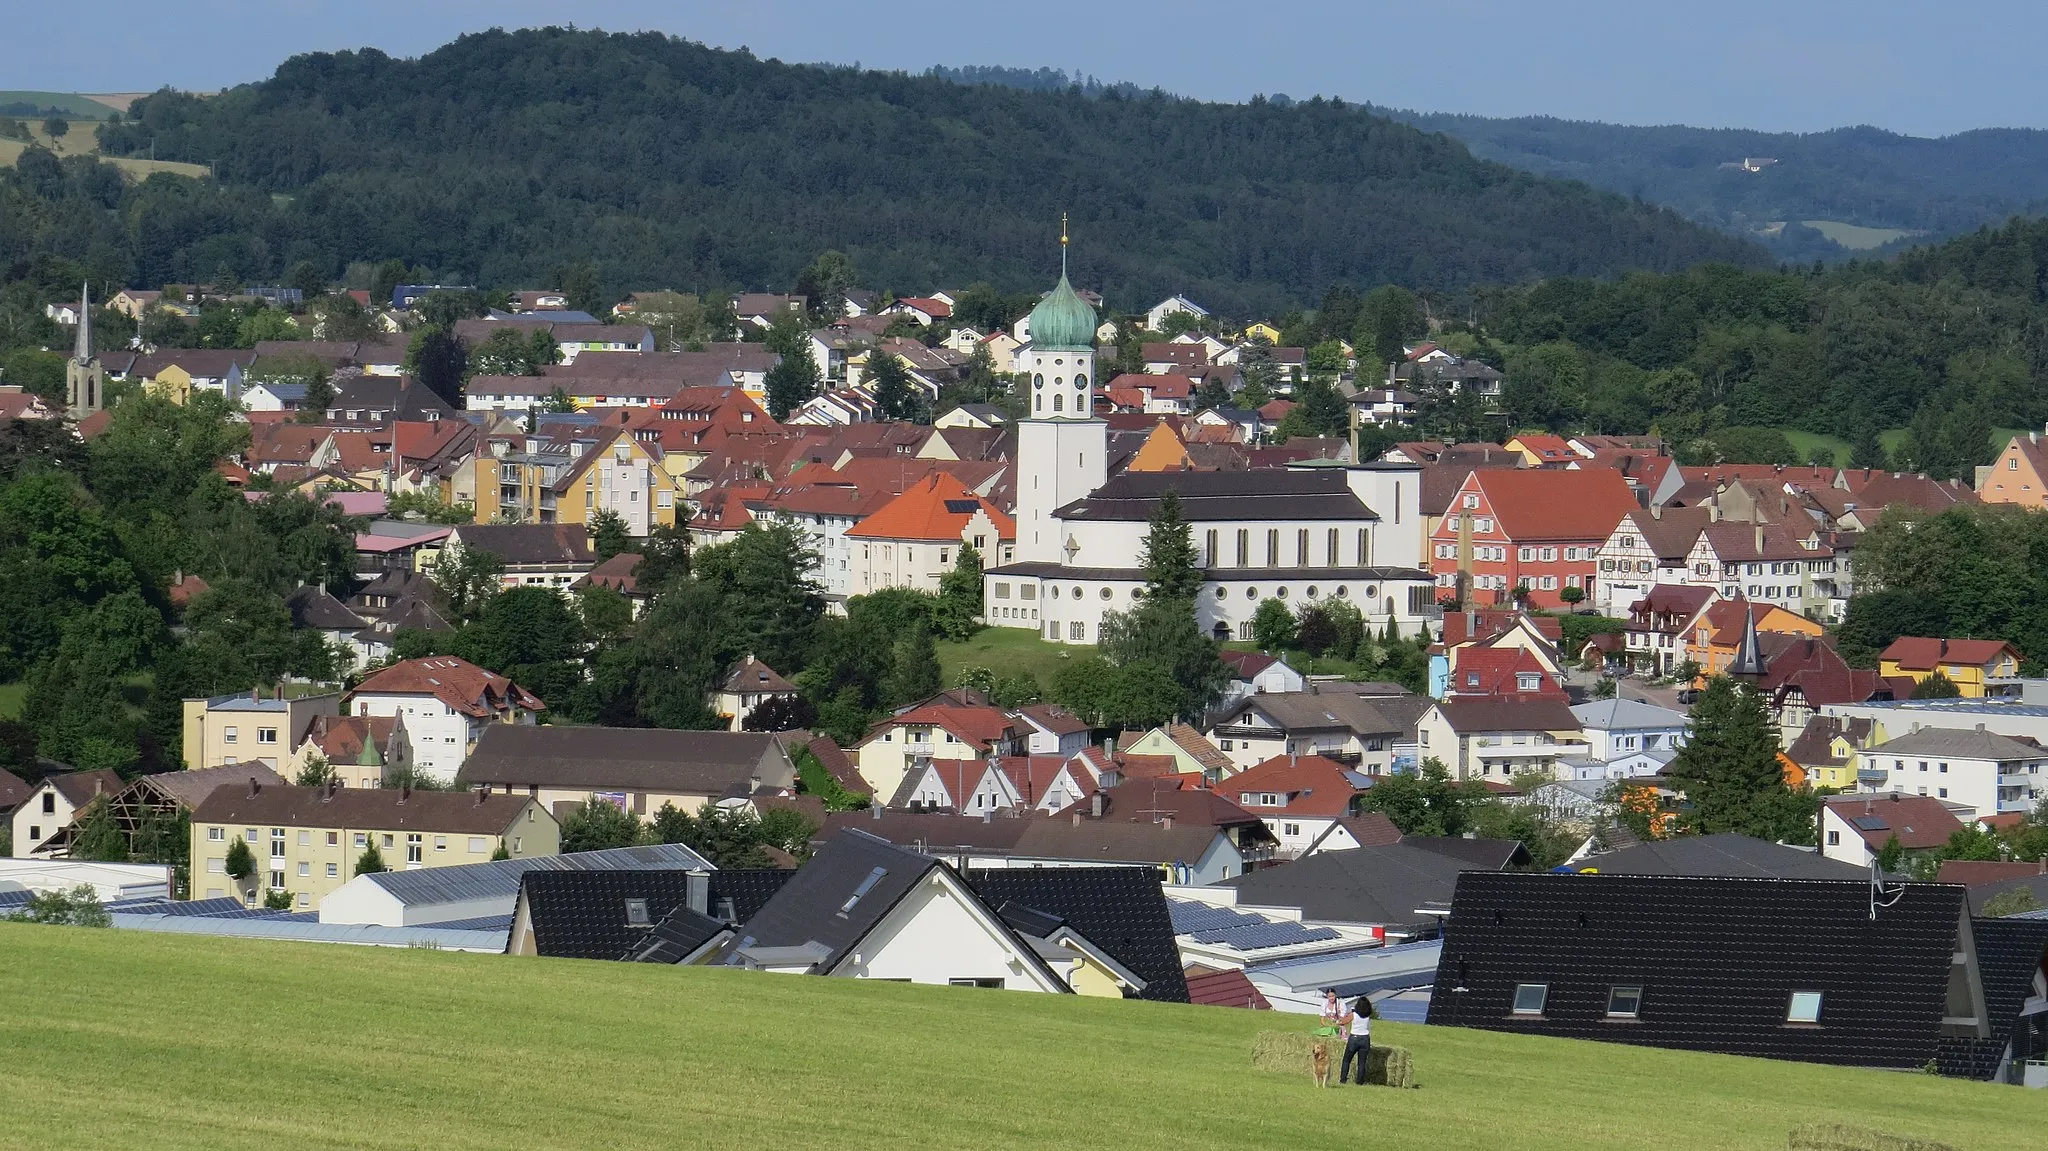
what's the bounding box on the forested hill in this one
[1378,109,2048,261]
[66,27,1760,312]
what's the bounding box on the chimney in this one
[474,785,487,805]
[686,870,710,916]
[248,777,261,799]
[1161,814,1174,830]
[1091,792,1105,819]
[869,803,881,821]
[1072,810,1082,827]
[400,782,412,803]
[1649,505,1661,520]
[323,778,337,801]
[1754,525,1765,553]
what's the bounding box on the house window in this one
[223,726,238,743]
[1283,823,1301,836]
[1327,528,1340,567]
[1518,547,1534,562]
[1069,621,1085,640]
[468,837,487,853]
[406,833,421,863]
[207,858,224,874]
[270,829,285,857]
[354,833,368,848]
[1786,991,1823,1024]
[269,870,285,890]
[208,827,225,842]
[1357,529,1369,566]
[1462,494,1479,510]
[1512,984,1548,1015]
[435,836,447,851]
[624,898,651,927]
[326,863,338,878]
[298,830,311,846]
[258,727,278,744]
[1606,986,1643,1018]
[1236,529,1249,566]
[1266,529,1279,566]
[298,861,311,877]
[1297,529,1310,566]
[1517,673,1540,692]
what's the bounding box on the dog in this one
[1309,1040,1332,1087]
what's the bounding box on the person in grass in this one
[1341,995,1374,1085]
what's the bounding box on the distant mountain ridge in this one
[1374,110,2048,260]
[71,28,1762,310]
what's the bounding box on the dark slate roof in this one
[1052,469,1379,523]
[1963,917,2048,1076]
[967,868,1190,1003]
[706,868,796,925]
[456,726,791,795]
[1223,840,1504,928]
[447,523,595,566]
[1427,872,1968,1071]
[733,828,942,972]
[286,584,369,631]
[518,869,702,961]
[1571,834,1869,880]
[626,903,732,964]
[0,768,31,813]
[1403,836,1533,870]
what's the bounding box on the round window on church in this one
[1054,358,1064,367]
[1245,588,1258,599]
[1335,585,1349,598]
[1076,373,1088,389]
[1365,585,1379,599]
[1307,586,1319,598]
[1277,587,1290,599]
[1215,587,1228,599]
[1099,588,1113,600]
[1054,377,1064,387]
[1034,374,1044,388]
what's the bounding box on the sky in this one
[1,0,2033,138]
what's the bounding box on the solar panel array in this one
[365,842,713,906]
[1167,898,1341,951]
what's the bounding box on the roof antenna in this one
[1868,858,1905,921]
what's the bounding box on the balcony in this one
[906,741,935,757]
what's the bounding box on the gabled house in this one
[456,726,798,818]
[1845,728,2048,820]
[1216,650,1307,705]
[1144,297,1209,334]
[440,524,598,589]
[1683,598,1823,680]
[847,472,1015,596]
[292,713,411,791]
[1430,468,1639,610]
[1440,646,1566,700]
[1416,697,1586,781]
[347,656,544,782]
[1784,715,1875,792]
[1878,638,2023,699]
[11,769,125,858]
[1594,507,1714,618]
[1223,838,1525,938]
[1223,754,1369,859]
[713,656,798,732]
[507,869,734,964]
[1622,584,1716,677]
[1012,705,1091,757]
[1568,699,1689,765]
[1819,792,1967,868]
[1979,429,2048,510]
[1119,724,1236,782]
[181,689,342,771]
[1207,688,1430,775]
[854,705,1022,803]
[726,829,1078,993]
[1683,520,1842,621]
[1427,871,1991,1074]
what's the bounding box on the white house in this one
[1012,705,1092,757]
[1415,697,1586,782]
[10,770,123,859]
[1592,507,1711,617]
[1568,698,1689,763]
[1146,295,1209,332]
[344,657,544,783]
[1205,687,1427,775]
[1819,793,1970,868]
[1222,754,1367,860]
[1850,726,2048,818]
[852,704,1022,806]
[847,473,1015,597]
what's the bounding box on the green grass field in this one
[1773,426,2015,468]
[0,924,2033,1150]
[0,680,23,719]
[0,91,122,120]
[0,122,211,178]
[937,626,1093,689]
[1801,220,1922,251]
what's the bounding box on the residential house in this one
[1563,833,1870,880]
[1145,297,1209,333]
[1441,647,1567,700]
[346,657,544,782]
[440,523,598,589]
[507,869,736,963]
[1847,728,2048,819]
[1428,607,1565,698]
[323,842,714,929]
[1347,388,1420,428]
[1979,429,2048,509]
[291,713,411,791]
[1621,584,1716,677]
[1569,699,1689,764]
[1426,871,1995,1074]
[0,386,57,422]
[934,404,1007,430]
[853,705,1023,805]
[1224,754,1369,859]
[1429,468,1639,610]
[1216,650,1308,706]
[1683,521,1843,621]
[732,294,808,331]
[133,349,255,404]
[181,689,342,771]
[1416,697,1586,782]
[1593,507,1715,618]
[1818,792,1968,868]
[847,472,1015,597]
[1223,838,1527,938]
[455,726,797,819]
[1012,705,1091,757]
[1878,638,2024,699]
[104,764,289,846]
[189,779,558,908]
[1296,811,1405,856]
[1684,598,1823,680]
[1503,434,1577,468]
[713,656,799,732]
[10,770,124,858]
[1784,715,1875,792]
[1206,687,1431,775]
[1118,724,1236,782]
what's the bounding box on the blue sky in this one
[2,0,2030,137]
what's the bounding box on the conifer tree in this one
[1665,677,1808,840]
[1140,489,1202,601]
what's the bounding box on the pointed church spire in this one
[74,281,91,363]
[1060,212,1069,279]
[1728,599,1766,679]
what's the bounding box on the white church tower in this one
[1014,219,1107,564]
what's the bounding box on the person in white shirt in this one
[1340,995,1373,1085]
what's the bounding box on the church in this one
[982,241,1437,644]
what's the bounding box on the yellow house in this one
[1502,433,1578,468]
[1979,432,2048,509]
[189,781,558,909]
[138,350,254,405]
[1120,724,1236,780]
[1785,715,1875,792]
[1243,322,1284,343]
[453,426,679,531]
[1125,422,1195,472]
[182,690,342,770]
[1877,637,2022,698]
[854,705,1020,804]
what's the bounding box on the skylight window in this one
[1787,991,1823,1024]
[624,898,650,927]
[1511,983,1548,1015]
[1606,986,1642,1018]
[839,866,888,915]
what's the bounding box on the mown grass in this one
[937,626,1093,690]
[0,924,2033,1150]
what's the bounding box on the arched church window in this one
[1034,374,1044,388]
[1034,395,1042,413]
[1054,394,1065,412]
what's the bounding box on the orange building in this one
[1979,430,2048,509]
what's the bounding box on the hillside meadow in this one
[0,923,2033,1150]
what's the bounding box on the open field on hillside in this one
[1802,220,1922,250]
[1773,426,2020,468]
[936,626,1092,690]
[0,91,120,120]
[0,924,2033,1150]
[0,125,210,178]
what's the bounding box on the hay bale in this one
[1369,1044,1416,1088]
[1788,1124,1956,1151]
[1250,1030,1317,1075]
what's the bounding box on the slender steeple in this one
[73,281,92,362]
[1727,599,1767,680]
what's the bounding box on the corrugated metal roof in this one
[363,843,713,907]
[111,911,508,951]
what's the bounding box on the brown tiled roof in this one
[796,736,868,796]
[0,768,30,813]
[1878,637,2020,671]
[1824,793,1964,851]
[455,725,791,795]
[1327,812,1404,848]
[868,705,1016,752]
[1624,507,1714,560]
[1162,724,1233,773]
[1011,819,1234,866]
[130,763,288,810]
[1049,782,1263,828]
[1784,715,1873,769]
[447,524,595,567]
[302,715,400,766]
[1936,860,2047,887]
[1432,696,1580,734]
[1468,468,1641,542]
[1224,755,1363,818]
[349,656,545,717]
[47,769,124,808]
[191,781,535,834]
[1184,966,1272,1009]
[721,655,796,695]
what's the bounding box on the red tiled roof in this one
[872,705,1015,751]
[1936,859,2045,887]
[1878,637,2020,671]
[1824,793,1964,851]
[1184,966,1272,1009]
[1218,649,1279,678]
[1698,599,1807,647]
[1445,647,1565,698]
[847,471,1015,542]
[348,656,545,717]
[1511,433,1575,463]
[1468,468,1638,542]
[1224,755,1362,818]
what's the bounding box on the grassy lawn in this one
[1776,426,2016,468]
[0,681,22,720]
[0,129,211,178]
[0,924,2034,1150]
[937,627,1093,688]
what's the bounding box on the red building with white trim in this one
[1429,467,1639,610]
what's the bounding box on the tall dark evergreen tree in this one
[1664,677,1810,841]
[1140,489,1203,600]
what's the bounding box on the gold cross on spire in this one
[1060,212,1069,276]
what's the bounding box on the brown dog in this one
[1309,1040,1332,1087]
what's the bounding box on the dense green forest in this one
[13,27,1759,313]
[1379,110,2048,260]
